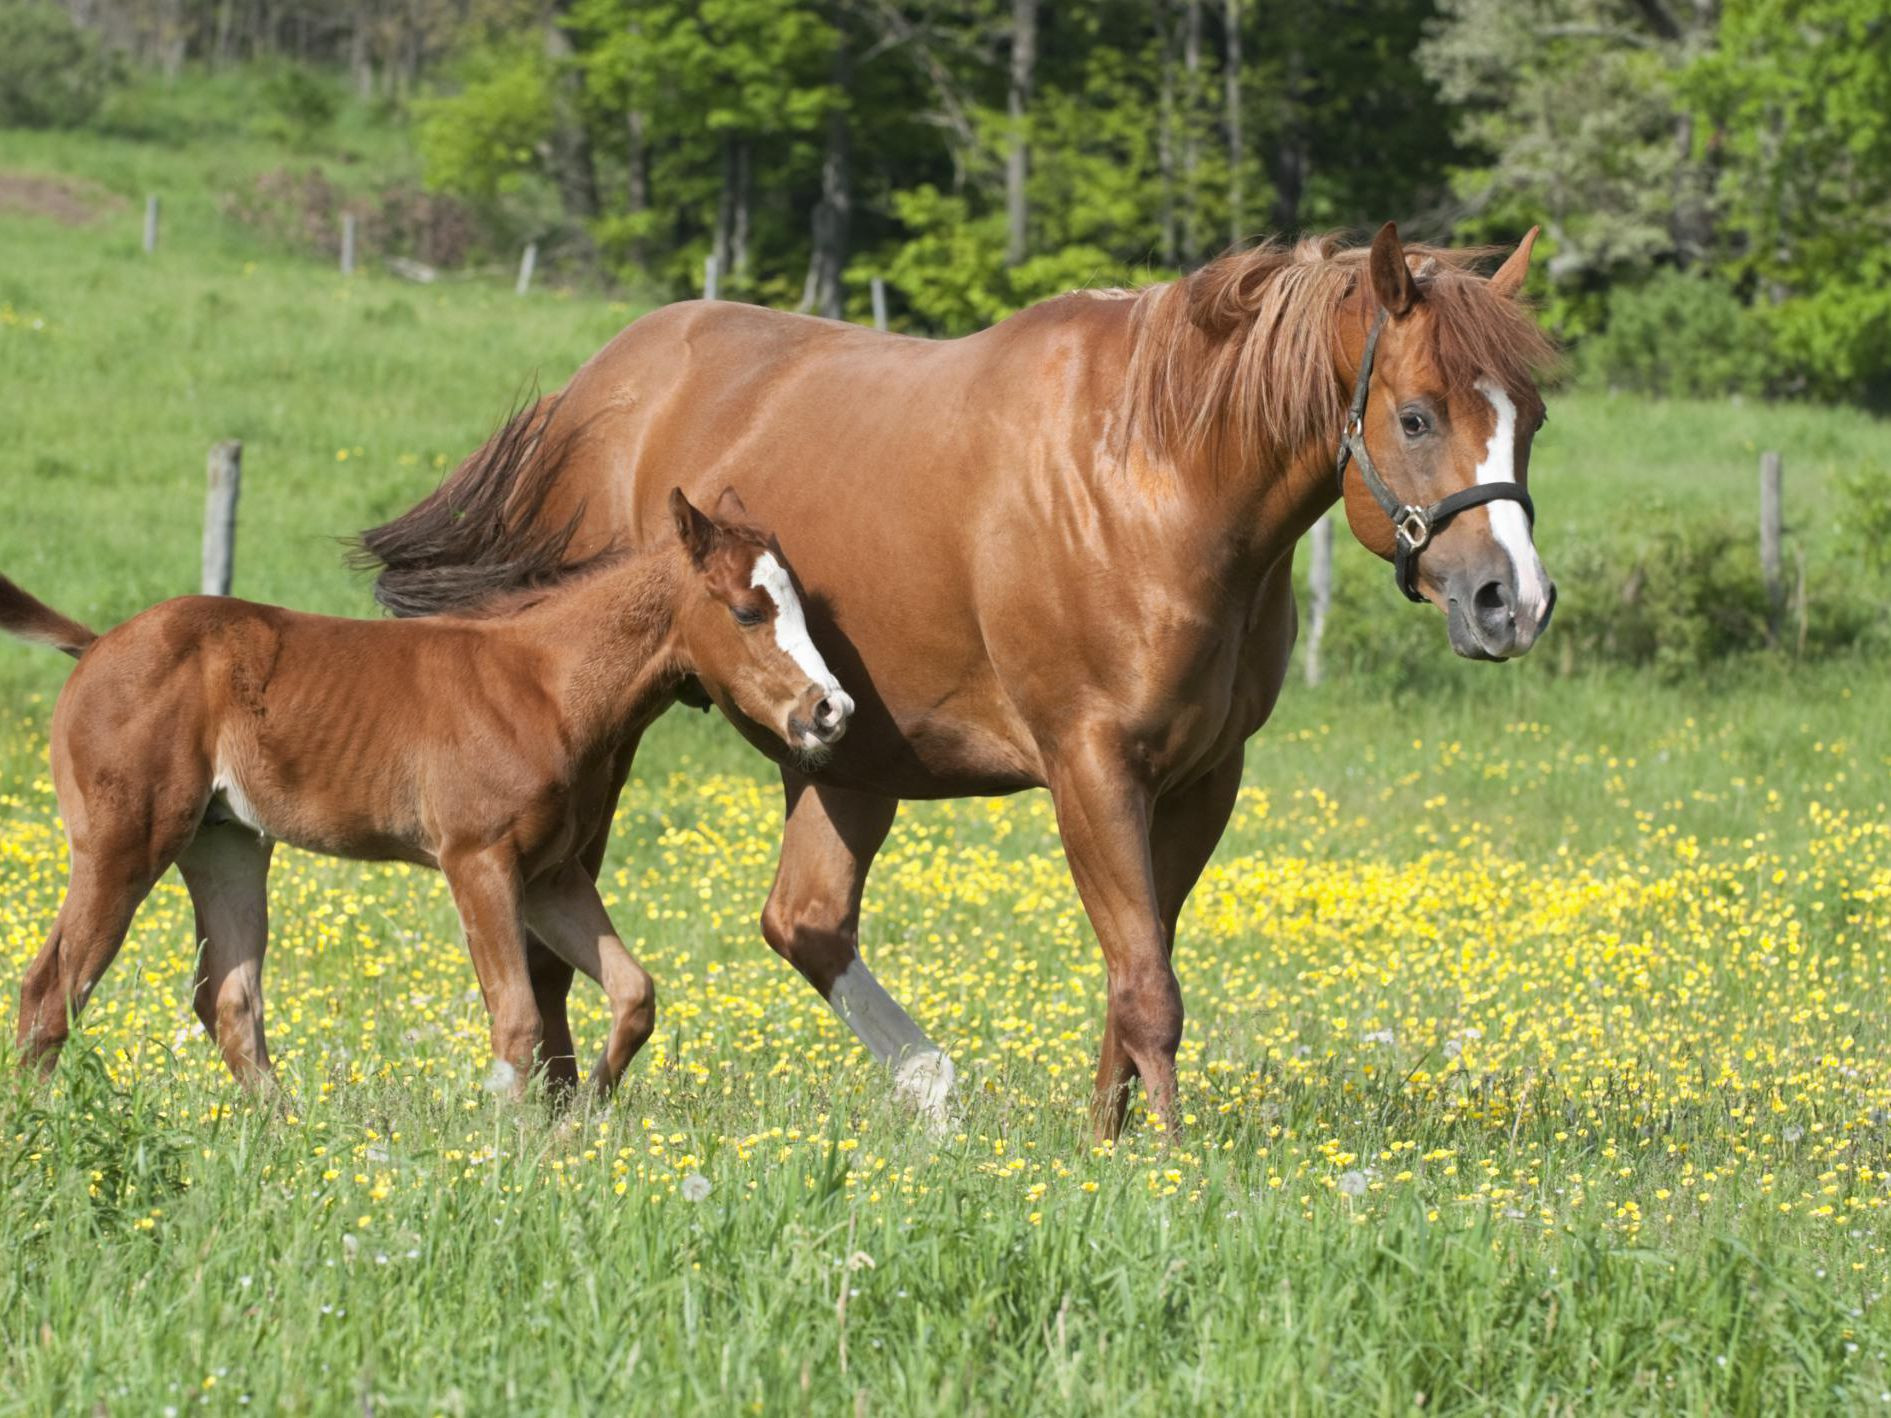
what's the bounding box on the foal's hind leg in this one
[524,861,654,1096]
[528,742,639,1093]
[177,827,275,1090]
[17,848,167,1073]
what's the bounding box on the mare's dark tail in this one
[352,392,587,619]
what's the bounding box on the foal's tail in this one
[0,575,96,659]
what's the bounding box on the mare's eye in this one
[1399,409,1431,439]
[732,604,765,628]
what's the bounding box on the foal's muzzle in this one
[1445,572,1557,661]
[790,686,854,749]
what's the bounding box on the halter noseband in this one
[1335,308,1536,603]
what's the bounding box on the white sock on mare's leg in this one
[826,959,956,1123]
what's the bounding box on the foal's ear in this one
[713,485,749,522]
[669,488,717,566]
[1368,221,1420,319]
[1488,226,1540,299]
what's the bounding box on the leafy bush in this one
[1584,272,1779,399]
[883,185,1159,335]
[223,168,484,269]
[1310,512,1885,694]
[0,0,121,129]
[1836,465,1891,578]
[255,63,339,149]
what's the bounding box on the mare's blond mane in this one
[1123,234,1557,466]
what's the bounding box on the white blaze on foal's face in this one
[748,550,855,748]
[1472,377,1552,626]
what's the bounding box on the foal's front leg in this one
[177,827,276,1090]
[441,846,540,1098]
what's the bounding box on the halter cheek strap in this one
[1335,309,1536,604]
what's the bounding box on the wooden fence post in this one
[1760,450,1783,643]
[870,276,888,331]
[143,195,160,254]
[703,254,719,300]
[340,213,357,276]
[1306,514,1334,686]
[202,441,242,596]
[515,242,538,297]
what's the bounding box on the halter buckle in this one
[1395,506,1431,552]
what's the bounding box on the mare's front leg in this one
[524,861,655,1094]
[760,771,955,1120]
[441,845,539,1097]
[1088,753,1245,1139]
[1048,730,1188,1140]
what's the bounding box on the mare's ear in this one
[1368,221,1420,320]
[670,488,717,567]
[1488,226,1540,299]
[714,485,749,522]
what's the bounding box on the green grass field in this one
[5,100,1891,1413]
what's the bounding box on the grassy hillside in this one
[5,98,1891,1414]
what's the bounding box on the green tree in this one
[1419,0,1716,335]
[1687,0,1891,402]
[0,0,122,129]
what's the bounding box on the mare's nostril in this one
[1473,579,1514,629]
[813,696,842,730]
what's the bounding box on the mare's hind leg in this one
[16,845,173,1074]
[524,860,654,1095]
[177,827,275,1090]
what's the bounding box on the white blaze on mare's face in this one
[748,550,855,718]
[1472,378,1551,623]
[827,961,956,1124]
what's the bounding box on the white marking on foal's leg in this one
[1473,379,1552,625]
[749,552,856,722]
[827,960,955,1123]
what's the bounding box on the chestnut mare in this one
[5,491,853,1095]
[360,223,1558,1137]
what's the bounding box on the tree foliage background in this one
[13,0,1891,404]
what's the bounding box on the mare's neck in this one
[515,550,687,754]
[1191,295,1374,574]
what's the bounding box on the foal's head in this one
[668,488,854,755]
[1338,223,1556,661]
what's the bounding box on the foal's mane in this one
[1122,234,1557,467]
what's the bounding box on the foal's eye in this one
[731,604,765,628]
[1399,409,1431,439]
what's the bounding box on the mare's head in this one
[668,488,854,755]
[1337,223,1556,660]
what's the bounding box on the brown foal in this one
[3,489,852,1096]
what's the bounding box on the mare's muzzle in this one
[1444,570,1557,661]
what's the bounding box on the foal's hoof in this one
[483,1058,526,1099]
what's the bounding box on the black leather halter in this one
[1335,309,1537,603]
